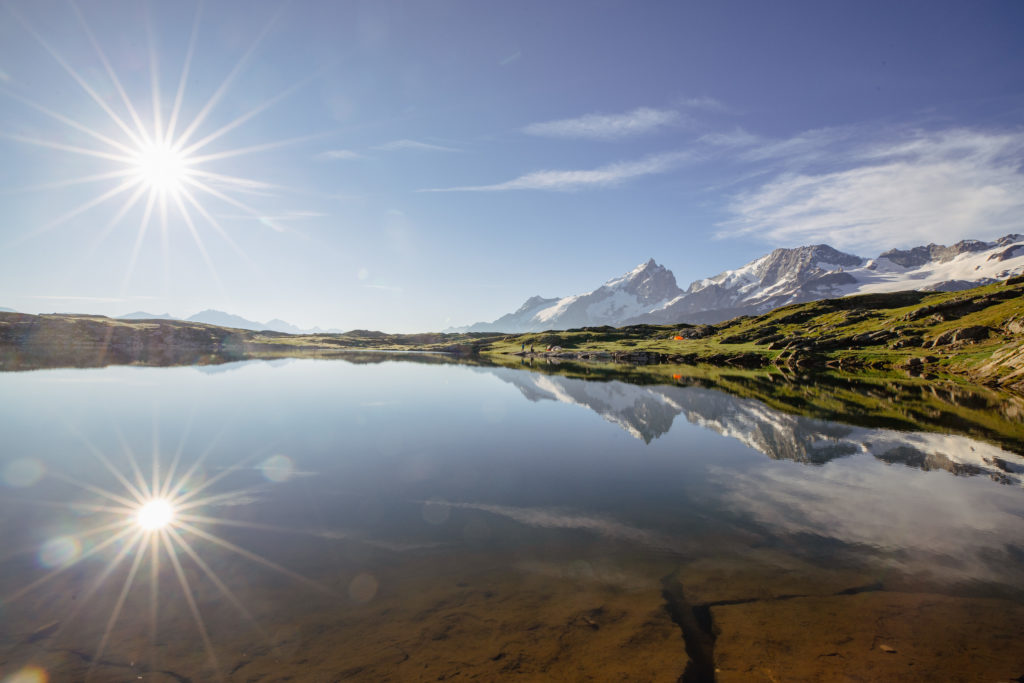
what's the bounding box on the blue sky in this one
[1,0,1023,331]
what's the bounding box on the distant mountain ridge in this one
[459,234,1024,332]
[116,309,342,335]
[118,311,174,320]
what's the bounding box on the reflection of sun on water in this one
[2,430,334,681]
[136,498,176,531]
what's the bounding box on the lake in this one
[1,355,1022,682]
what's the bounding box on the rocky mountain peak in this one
[996,234,1024,246]
[881,239,994,268]
[742,244,862,290]
[605,259,683,303]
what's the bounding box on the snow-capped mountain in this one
[641,234,1024,324]
[463,259,684,332]
[636,244,865,324]
[462,234,1024,331]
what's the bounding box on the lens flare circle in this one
[39,536,82,568]
[2,665,49,683]
[133,142,189,194]
[136,498,176,531]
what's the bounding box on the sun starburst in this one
[2,1,325,293]
[1,422,337,680]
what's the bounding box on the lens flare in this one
[136,498,175,531]
[2,666,49,683]
[39,536,82,568]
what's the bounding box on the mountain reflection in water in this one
[490,367,1024,485]
[0,356,1022,681]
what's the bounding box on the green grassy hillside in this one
[484,276,1024,390]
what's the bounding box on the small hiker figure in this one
[530,344,534,353]
[521,343,525,352]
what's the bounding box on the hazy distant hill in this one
[114,309,341,335]
[117,311,175,320]
[186,309,274,331]
[185,310,345,334]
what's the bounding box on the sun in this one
[136,498,176,531]
[133,142,190,195]
[3,1,325,293]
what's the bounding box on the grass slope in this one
[483,276,1024,390]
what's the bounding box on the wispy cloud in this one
[699,128,764,150]
[499,50,522,66]
[26,295,155,303]
[524,106,681,140]
[216,210,327,221]
[422,151,689,192]
[679,95,727,111]
[317,149,362,160]
[361,283,403,293]
[720,128,1024,251]
[373,139,459,153]
[200,174,282,197]
[701,125,861,165]
[430,501,683,552]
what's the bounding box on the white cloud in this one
[215,210,327,222]
[699,128,762,149]
[422,151,689,192]
[373,139,459,153]
[524,106,681,140]
[361,284,403,293]
[701,125,862,166]
[721,128,1024,251]
[26,295,146,302]
[432,501,682,553]
[499,50,522,66]
[679,95,726,111]
[317,149,362,160]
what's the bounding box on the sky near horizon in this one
[1,1,1023,331]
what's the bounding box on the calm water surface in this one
[1,357,1022,681]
